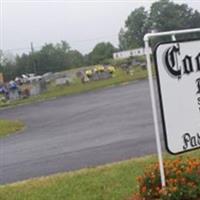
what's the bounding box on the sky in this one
[1,0,200,55]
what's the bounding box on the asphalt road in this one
[0,80,163,184]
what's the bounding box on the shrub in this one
[136,158,200,200]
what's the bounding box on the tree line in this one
[0,42,116,81]
[1,0,200,81]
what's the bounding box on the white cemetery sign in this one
[154,39,200,154]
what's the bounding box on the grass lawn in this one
[0,151,199,200]
[0,119,24,138]
[0,68,148,109]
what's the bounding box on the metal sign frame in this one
[143,28,200,188]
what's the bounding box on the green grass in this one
[0,119,24,138]
[0,151,199,200]
[0,68,148,109]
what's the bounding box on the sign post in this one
[144,28,200,188]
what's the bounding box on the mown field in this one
[0,67,148,109]
[0,151,199,200]
[0,120,24,138]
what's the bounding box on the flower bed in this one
[132,158,200,200]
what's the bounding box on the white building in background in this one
[113,47,152,59]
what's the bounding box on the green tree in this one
[67,50,84,68]
[149,0,200,41]
[88,42,116,65]
[119,28,129,50]
[0,50,18,81]
[15,53,32,75]
[150,0,200,31]
[34,41,71,74]
[0,50,4,67]
[119,7,149,50]
[119,0,200,49]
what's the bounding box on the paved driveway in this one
[0,80,163,184]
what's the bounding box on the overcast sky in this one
[1,0,200,55]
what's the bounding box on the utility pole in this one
[30,42,37,74]
[31,42,34,53]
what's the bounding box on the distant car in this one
[21,74,42,83]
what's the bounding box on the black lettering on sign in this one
[198,97,200,105]
[183,55,194,75]
[196,78,200,94]
[164,45,181,79]
[182,133,200,150]
[196,53,200,71]
[164,45,200,80]
[196,78,200,112]
[197,97,200,112]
